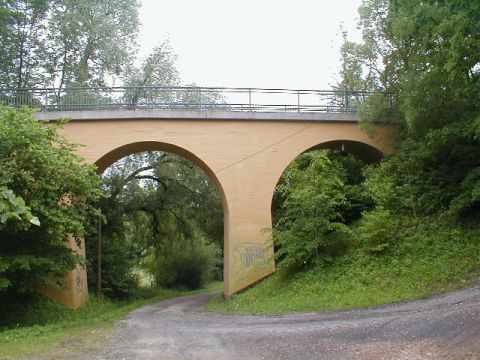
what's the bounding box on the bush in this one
[273,151,365,271]
[0,107,102,314]
[149,236,220,290]
[355,207,399,253]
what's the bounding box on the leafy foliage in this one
[148,235,220,290]
[273,150,369,271]
[122,41,180,107]
[355,207,398,253]
[0,0,50,89]
[0,107,102,312]
[269,0,480,306]
[124,40,179,88]
[0,186,39,226]
[0,0,140,90]
[339,0,480,220]
[342,0,480,133]
[47,0,140,88]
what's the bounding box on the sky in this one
[138,0,364,90]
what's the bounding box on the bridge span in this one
[35,108,393,308]
[13,86,396,308]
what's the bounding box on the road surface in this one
[82,286,480,359]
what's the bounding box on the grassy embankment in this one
[208,220,480,314]
[0,282,222,359]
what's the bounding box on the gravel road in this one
[82,285,480,360]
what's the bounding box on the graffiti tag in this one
[233,243,271,279]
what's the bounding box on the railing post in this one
[248,88,252,112]
[198,87,202,109]
[344,89,350,111]
[297,90,301,112]
[44,89,48,111]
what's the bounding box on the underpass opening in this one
[88,141,226,299]
[271,139,384,272]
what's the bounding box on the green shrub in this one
[0,107,102,314]
[148,236,220,290]
[355,207,399,253]
[273,151,364,271]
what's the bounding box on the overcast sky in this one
[138,0,363,90]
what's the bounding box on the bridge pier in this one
[221,172,277,296]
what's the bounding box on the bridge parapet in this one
[35,109,360,123]
[0,86,390,114]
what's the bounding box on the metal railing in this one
[0,86,382,113]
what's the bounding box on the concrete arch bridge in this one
[18,86,395,308]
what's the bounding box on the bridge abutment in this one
[43,236,88,309]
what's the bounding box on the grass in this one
[0,282,222,359]
[208,221,480,314]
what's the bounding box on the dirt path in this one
[79,286,480,360]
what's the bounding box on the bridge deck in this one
[35,109,359,122]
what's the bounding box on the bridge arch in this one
[94,140,228,214]
[93,140,229,289]
[268,139,385,266]
[269,138,385,208]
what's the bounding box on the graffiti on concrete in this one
[233,243,272,279]
[75,265,84,293]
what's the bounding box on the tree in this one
[0,106,102,309]
[342,0,480,134]
[0,0,140,95]
[0,0,50,89]
[46,0,140,89]
[177,83,227,110]
[341,0,480,218]
[124,41,179,88]
[123,41,180,107]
